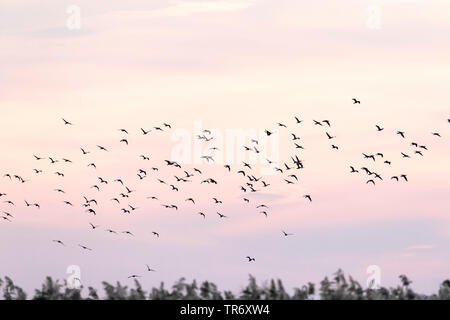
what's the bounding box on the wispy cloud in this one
[148,0,257,18]
[406,245,435,250]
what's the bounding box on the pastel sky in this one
[1,0,449,295]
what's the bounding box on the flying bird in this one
[62,118,73,125]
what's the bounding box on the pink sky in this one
[1,0,450,295]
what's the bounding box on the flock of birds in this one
[1,99,449,280]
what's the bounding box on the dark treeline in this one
[1,270,449,300]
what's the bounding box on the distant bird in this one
[363,153,375,161]
[367,179,375,185]
[391,176,399,181]
[243,162,252,169]
[118,129,129,134]
[120,139,129,145]
[81,148,90,155]
[264,129,274,136]
[432,132,441,137]
[350,166,359,173]
[152,232,160,238]
[400,174,408,182]
[1,216,11,222]
[141,128,150,135]
[401,152,410,158]
[331,145,339,150]
[89,223,99,230]
[98,177,108,184]
[128,275,141,279]
[282,231,293,237]
[62,118,73,125]
[97,145,108,152]
[375,125,384,132]
[198,212,206,218]
[217,212,227,218]
[295,116,302,124]
[352,98,360,104]
[246,256,255,262]
[326,132,335,139]
[86,209,96,215]
[53,240,65,246]
[186,198,195,204]
[201,155,214,163]
[304,195,312,202]
[146,265,156,272]
[313,120,322,126]
[79,245,92,251]
[397,131,405,138]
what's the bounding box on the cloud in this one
[406,245,435,250]
[148,0,257,18]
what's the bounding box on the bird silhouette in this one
[62,118,73,125]
[146,265,156,272]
